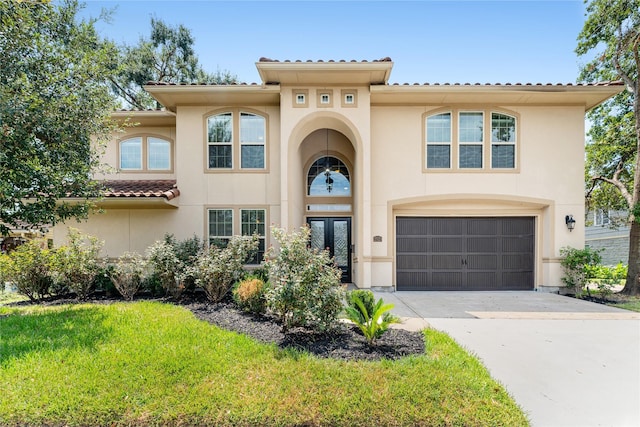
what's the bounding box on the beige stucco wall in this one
[55,82,589,292]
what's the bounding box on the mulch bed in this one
[8,292,426,362]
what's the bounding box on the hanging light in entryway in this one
[324,128,333,193]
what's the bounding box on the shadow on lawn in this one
[0,306,112,363]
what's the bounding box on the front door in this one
[307,217,352,283]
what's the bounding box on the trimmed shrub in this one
[3,239,54,302]
[146,240,184,299]
[560,246,602,298]
[110,252,146,301]
[264,226,345,333]
[233,277,268,314]
[52,228,103,300]
[189,235,259,302]
[346,289,375,316]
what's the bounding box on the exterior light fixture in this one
[324,129,333,193]
[565,215,576,232]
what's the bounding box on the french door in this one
[307,217,352,283]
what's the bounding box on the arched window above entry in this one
[307,156,351,196]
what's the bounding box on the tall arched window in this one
[307,156,351,196]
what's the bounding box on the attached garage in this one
[396,217,534,291]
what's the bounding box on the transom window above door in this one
[424,109,518,172]
[307,156,351,196]
[206,110,266,170]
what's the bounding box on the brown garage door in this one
[396,217,534,291]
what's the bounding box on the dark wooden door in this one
[396,217,534,290]
[307,217,352,283]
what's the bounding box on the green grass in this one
[0,302,528,426]
[608,296,640,312]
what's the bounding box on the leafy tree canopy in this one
[0,0,120,236]
[576,0,640,294]
[109,18,238,109]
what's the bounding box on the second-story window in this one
[459,112,484,169]
[426,112,452,169]
[207,111,266,170]
[119,136,172,171]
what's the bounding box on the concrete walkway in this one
[374,291,640,427]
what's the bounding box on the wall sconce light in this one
[565,215,576,232]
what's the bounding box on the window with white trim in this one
[119,136,171,171]
[241,209,266,264]
[459,112,483,169]
[426,112,452,169]
[491,113,516,168]
[425,109,518,171]
[594,209,611,227]
[208,209,233,248]
[207,111,266,170]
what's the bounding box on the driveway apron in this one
[375,291,640,427]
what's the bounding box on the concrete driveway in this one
[374,291,640,427]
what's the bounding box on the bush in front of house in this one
[189,235,259,302]
[232,277,268,314]
[110,252,147,301]
[51,228,103,300]
[2,239,54,301]
[264,226,345,333]
[146,240,185,299]
[560,246,602,298]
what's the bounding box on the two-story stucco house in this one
[53,57,623,292]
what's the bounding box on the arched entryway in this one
[301,129,354,282]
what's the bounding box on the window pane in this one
[120,137,142,169]
[491,113,516,142]
[208,113,232,143]
[241,209,265,264]
[459,145,483,168]
[426,113,451,143]
[426,145,451,168]
[492,145,515,168]
[209,209,232,248]
[241,145,265,168]
[147,137,170,170]
[208,145,232,168]
[459,112,483,142]
[240,113,265,143]
[307,156,351,196]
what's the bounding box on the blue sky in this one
[79,0,591,84]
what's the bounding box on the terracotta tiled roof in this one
[257,57,393,63]
[386,81,625,87]
[102,180,180,200]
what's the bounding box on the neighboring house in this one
[585,209,630,266]
[54,58,623,292]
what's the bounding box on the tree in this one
[109,18,237,109]
[576,0,640,295]
[0,0,120,236]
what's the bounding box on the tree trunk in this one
[622,82,640,296]
[623,220,640,295]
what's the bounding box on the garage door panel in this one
[468,237,498,252]
[432,255,463,269]
[467,255,497,269]
[467,218,498,235]
[503,236,534,252]
[432,218,465,235]
[396,217,534,291]
[432,272,464,288]
[432,237,464,252]
[397,237,429,252]
[397,255,428,270]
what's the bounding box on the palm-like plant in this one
[344,291,400,346]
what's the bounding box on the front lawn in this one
[0,302,528,426]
